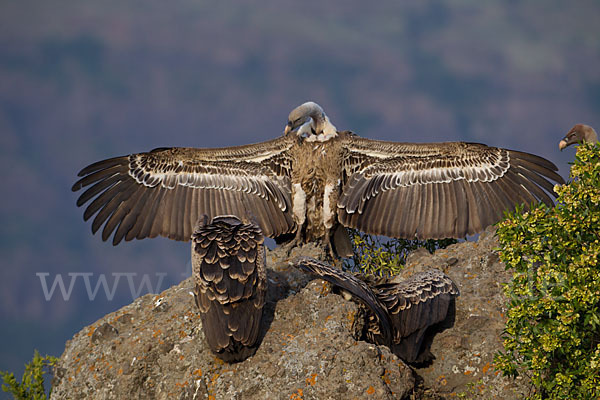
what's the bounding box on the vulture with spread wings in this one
[73,101,565,257]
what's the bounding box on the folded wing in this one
[292,256,392,344]
[192,215,267,362]
[374,269,459,339]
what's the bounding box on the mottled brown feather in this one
[192,215,266,363]
[292,256,459,363]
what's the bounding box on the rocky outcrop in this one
[51,228,528,399]
[50,244,414,400]
[406,227,528,399]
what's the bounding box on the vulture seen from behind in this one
[292,256,459,363]
[192,215,266,362]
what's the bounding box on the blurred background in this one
[1,0,599,384]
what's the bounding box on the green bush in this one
[494,142,600,399]
[344,228,456,276]
[1,351,58,400]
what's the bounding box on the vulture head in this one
[559,124,598,150]
[284,101,338,141]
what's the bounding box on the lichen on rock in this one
[51,229,529,399]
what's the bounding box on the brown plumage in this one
[292,256,459,363]
[192,215,266,362]
[73,101,565,257]
[364,269,459,363]
[293,256,393,344]
[559,124,598,150]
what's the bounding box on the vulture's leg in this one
[280,183,307,253]
[323,182,344,259]
[323,229,336,260]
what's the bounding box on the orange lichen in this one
[192,368,202,377]
[346,311,356,322]
[290,389,303,399]
[366,385,375,395]
[482,362,491,374]
[306,373,317,386]
[152,329,161,338]
[118,368,123,375]
[382,370,391,385]
[87,326,96,337]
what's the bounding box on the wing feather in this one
[192,216,266,362]
[339,138,564,239]
[117,187,151,243]
[377,269,459,340]
[292,256,393,345]
[73,137,296,244]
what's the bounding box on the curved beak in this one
[284,122,293,136]
[558,139,568,151]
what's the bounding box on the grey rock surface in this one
[406,227,528,399]
[50,243,414,400]
[51,228,528,399]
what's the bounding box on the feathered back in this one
[291,256,459,363]
[366,269,459,362]
[192,215,266,362]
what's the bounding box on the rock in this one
[50,243,414,400]
[51,229,527,400]
[405,227,528,399]
[90,323,119,345]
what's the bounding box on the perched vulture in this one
[72,101,565,257]
[559,124,598,150]
[192,215,266,362]
[292,256,459,363]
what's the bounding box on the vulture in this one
[72,101,565,257]
[292,256,459,363]
[559,124,598,150]
[191,215,266,362]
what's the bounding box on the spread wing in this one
[374,269,459,343]
[339,137,565,238]
[291,256,393,344]
[192,216,267,362]
[72,136,296,244]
